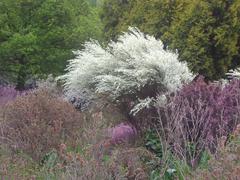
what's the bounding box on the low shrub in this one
[0,144,39,179]
[107,123,137,145]
[58,145,151,180]
[76,101,127,148]
[36,74,62,97]
[0,89,82,161]
[190,124,240,179]
[156,76,240,167]
[0,85,20,106]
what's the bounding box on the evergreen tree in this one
[101,0,131,41]
[101,0,240,79]
[166,0,240,79]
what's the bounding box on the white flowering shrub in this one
[58,27,195,114]
[226,68,240,79]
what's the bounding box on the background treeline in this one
[0,0,240,89]
[0,0,103,89]
[101,0,240,80]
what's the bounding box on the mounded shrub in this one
[59,27,194,115]
[107,123,137,145]
[0,85,20,106]
[0,89,82,161]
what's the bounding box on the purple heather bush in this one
[107,123,137,145]
[156,76,240,167]
[0,85,20,106]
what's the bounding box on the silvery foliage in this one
[154,94,168,108]
[215,68,240,89]
[37,75,91,110]
[59,27,194,114]
[226,68,240,79]
[36,74,57,92]
[130,97,155,116]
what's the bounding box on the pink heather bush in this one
[108,123,137,145]
[157,76,240,167]
[0,85,20,106]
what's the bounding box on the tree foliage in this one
[0,0,103,89]
[101,0,240,80]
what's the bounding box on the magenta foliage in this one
[108,123,137,145]
[158,76,240,166]
[0,85,20,106]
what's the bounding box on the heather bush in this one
[156,76,240,167]
[107,123,137,145]
[0,89,82,161]
[59,27,194,115]
[157,77,240,167]
[106,147,151,179]
[0,85,20,106]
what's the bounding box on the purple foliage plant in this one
[156,76,240,167]
[107,123,137,145]
[0,86,20,106]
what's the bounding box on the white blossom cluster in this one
[58,27,195,112]
[226,68,240,79]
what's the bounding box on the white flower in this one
[226,68,240,79]
[58,27,195,112]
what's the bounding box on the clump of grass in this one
[190,124,240,179]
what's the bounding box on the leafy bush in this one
[144,130,192,180]
[59,27,194,114]
[156,76,240,167]
[0,89,82,161]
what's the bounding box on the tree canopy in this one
[101,0,240,80]
[0,0,103,89]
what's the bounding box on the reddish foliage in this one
[107,123,137,145]
[0,89,82,161]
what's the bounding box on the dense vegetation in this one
[101,0,240,80]
[0,0,102,89]
[0,0,240,179]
